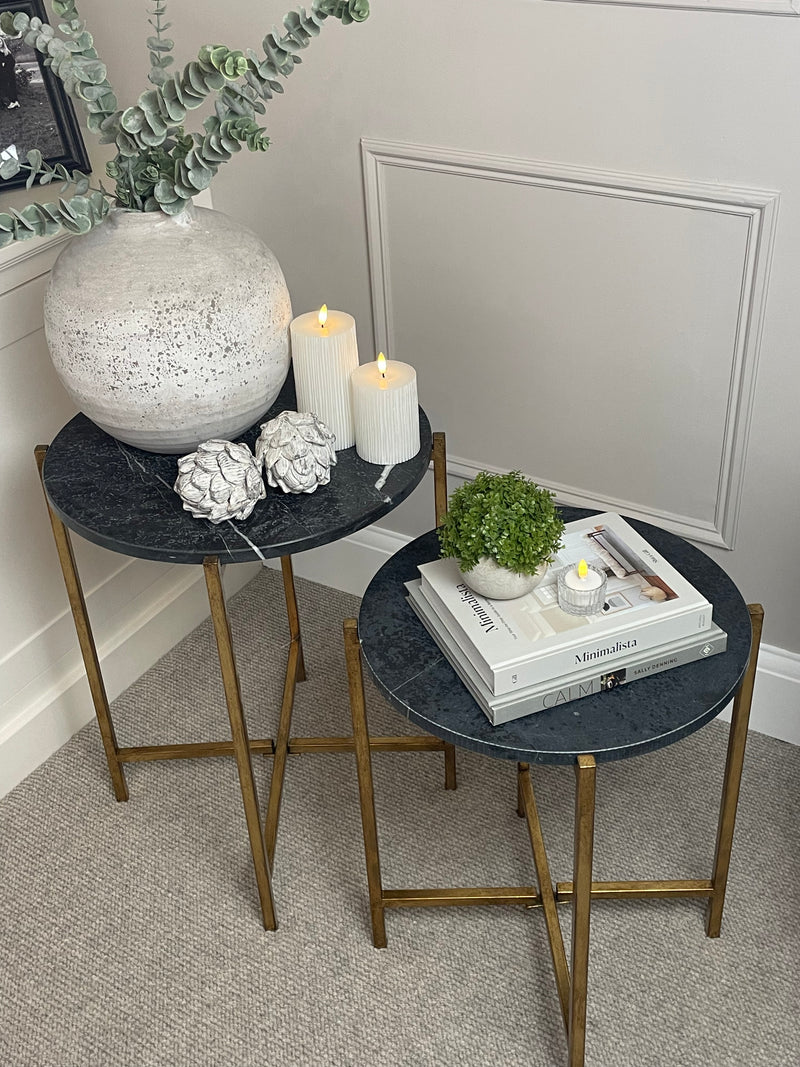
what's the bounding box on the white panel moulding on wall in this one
[542,0,800,16]
[361,139,779,550]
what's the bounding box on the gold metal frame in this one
[35,432,456,931]
[342,601,764,1067]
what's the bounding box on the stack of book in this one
[405,512,727,725]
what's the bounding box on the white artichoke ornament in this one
[255,410,337,494]
[174,440,266,523]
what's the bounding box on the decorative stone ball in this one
[255,410,337,494]
[174,440,266,523]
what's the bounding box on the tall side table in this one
[343,515,762,1067]
[35,375,454,930]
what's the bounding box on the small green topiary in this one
[438,470,565,576]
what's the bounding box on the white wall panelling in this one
[362,139,779,551]
[0,559,258,800]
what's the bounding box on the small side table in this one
[35,374,455,930]
[344,515,762,1067]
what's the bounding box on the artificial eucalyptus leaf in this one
[139,127,165,148]
[13,207,37,231]
[58,214,85,234]
[186,61,207,94]
[57,196,77,220]
[158,196,187,215]
[121,106,146,134]
[0,158,22,181]
[115,130,140,156]
[71,56,107,85]
[80,83,111,101]
[154,178,178,202]
[184,159,213,190]
[39,202,62,222]
[46,38,70,58]
[21,204,49,233]
[11,223,34,241]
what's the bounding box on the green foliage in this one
[0,0,370,242]
[0,149,108,246]
[438,471,565,577]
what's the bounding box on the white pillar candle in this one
[350,353,421,465]
[290,306,359,450]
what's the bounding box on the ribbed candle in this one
[350,359,420,464]
[290,309,359,450]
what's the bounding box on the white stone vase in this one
[44,205,292,454]
[461,557,549,600]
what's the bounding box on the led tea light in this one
[289,305,359,450]
[557,558,608,616]
[350,352,420,465]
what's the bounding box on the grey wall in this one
[208,0,800,653]
[5,0,800,669]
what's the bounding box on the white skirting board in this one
[2,527,796,801]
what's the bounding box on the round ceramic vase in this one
[461,557,549,600]
[44,205,292,453]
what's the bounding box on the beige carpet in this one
[1,566,798,1067]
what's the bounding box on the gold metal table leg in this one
[569,755,596,1067]
[35,445,129,803]
[344,617,387,948]
[280,553,306,682]
[263,555,305,867]
[518,757,596,1067]
[706,603,764,937]
[204,556,277,931]
[518,763,570,1029]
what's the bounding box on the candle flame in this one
[578,559,589,579]
[318,304,328,328]
[377,352,387,378]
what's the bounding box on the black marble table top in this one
[358,510,752,765]
[42,375,432,564]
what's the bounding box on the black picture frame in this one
[0,0,91,191]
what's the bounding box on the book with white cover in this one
[417,512,713,696]
[406,580,727,725]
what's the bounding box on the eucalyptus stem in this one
[0,0,370,246]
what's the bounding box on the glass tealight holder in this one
[557,563,608,616]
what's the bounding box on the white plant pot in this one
[461,557,549,600]
[44,204,292,454]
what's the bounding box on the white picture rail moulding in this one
[542,0,800,16]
